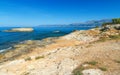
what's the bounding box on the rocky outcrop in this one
[100,24,120,31]
[62,29,100,43]
[3,28,34,32]
[0,25,120,75]
[82,69,103,75]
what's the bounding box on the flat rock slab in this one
[82,69,104,75]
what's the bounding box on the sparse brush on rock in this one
[73,66,85,75]
[25,57,32,61]
[85,61,98,65]
[21,71,30,75]
[35,56,44,60]
[99,67,107,71]
[109,35,120,39]
[86,44,92,48]
[74,70,83,75]
[114,60,120,63]
[97,37,108,42]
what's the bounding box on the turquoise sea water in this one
[0,26,92,51]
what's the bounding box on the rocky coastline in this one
[0,24,120,75]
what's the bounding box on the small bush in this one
[115,60,120,63]
[99,67,107,71]
[73,66,85,75]
[85,61,98,65]
[86,45,92,48]
[25,57,31,61]
[74,70,83,75]
[97,37,108,42]
[109,35,120,39]
[112,18,120,24]
[35,56,44,60]
[21,71,30,75]
[102,18,120,27]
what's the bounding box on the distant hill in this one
[37,19,112,27]
[69,19,112,27]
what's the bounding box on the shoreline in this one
[0,36,59,63]
[0,25,120,75]
[0,25,120,62]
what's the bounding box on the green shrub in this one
[21,72,30,75]
[74,70,83,75]
[102,18,120,27]
[35,56,44,60]
[73,66,85,75]
[99,67,107,71]
[115,60,120,63]
[85,61,98,65]
[97,37,109,42]
[25,57,31,61]
[109,35,120,39]
[112,18,120,24]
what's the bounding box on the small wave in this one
[53,31,60,33]
[0,47,12,53]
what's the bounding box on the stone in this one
[82,69,103,75]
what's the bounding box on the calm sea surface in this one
[0,26,92,51]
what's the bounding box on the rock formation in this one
[3,28,34,32]
[0,25,120,75]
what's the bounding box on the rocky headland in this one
[0,24,120,75]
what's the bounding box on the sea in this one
[0,26,92,52]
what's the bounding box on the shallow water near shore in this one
[0,26,92,51]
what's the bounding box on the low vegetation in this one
[35,56,44,60]
[73,60,108,75]
[99,67,107,71]
[112,18,120,24]
[85,61,98,65]
[74,70,83,75]
[97,37,108,42]
[25,57,32,61]
[73,66,84,75]
[85,44,93,48]
[21,71,30,75]
[96,35,120,42]
[114,60,120,63]
[102,18,120,26]
[73,61,98,75]
[109,35,120,39]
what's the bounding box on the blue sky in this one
[0,0,120,27]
